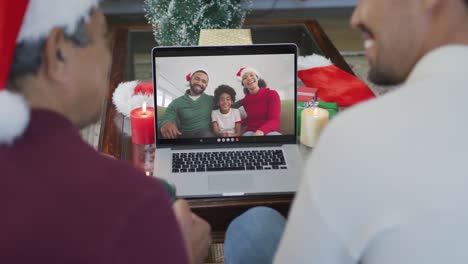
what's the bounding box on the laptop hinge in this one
[171,143,283,150]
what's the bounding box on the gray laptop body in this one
[152,44,303,198]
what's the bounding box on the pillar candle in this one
[300,107,329,147]
[130,102,155,145]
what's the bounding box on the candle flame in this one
[313,107,319,116]
[145,171,150,176]
[142,101,147,113]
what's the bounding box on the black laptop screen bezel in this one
[152,44,298,148]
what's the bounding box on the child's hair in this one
[214,85,236,109]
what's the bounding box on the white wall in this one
[155,53,296,106]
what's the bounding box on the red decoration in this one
[298,65,375,107]
[130,104,155,145]
[0,0,29,89]
[297,86,318,102]
[133,82,154,96]
[236,67,245,79]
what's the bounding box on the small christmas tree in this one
[144,0,252,46]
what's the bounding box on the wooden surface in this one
[244,20,354,75]
[99,20,353,239]
[98,28,127,159]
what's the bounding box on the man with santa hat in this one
[0,1,210,263]
[159,70,215,139]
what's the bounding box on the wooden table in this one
[99,20,353,241]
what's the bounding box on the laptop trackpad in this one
[208,173,253,192]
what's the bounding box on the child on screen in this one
[211,85,242,137]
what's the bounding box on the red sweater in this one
[0,110,189,264]
[243,88,281,134]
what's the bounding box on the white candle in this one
[300,107,329,147]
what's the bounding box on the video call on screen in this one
[155,53,296,141]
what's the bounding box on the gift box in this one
[297,86,318,102]
[199,29,253,46]
[297,101,338,136]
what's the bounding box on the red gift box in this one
[297,86,318,103]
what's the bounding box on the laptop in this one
[152,44,303,198]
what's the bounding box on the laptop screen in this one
[152,44,297,147]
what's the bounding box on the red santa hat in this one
[236,67,261,81]
[185,69,209,86]
[0,0,100,145]
[113,81,154,117]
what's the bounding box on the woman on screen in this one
[236,67,282,136]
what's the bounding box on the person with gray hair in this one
[224,0,468,263]
[0,1,210,263]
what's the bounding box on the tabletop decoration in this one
[113,81,156,144]
[298,54,375,107]
[112,81,154,117]
[198,29,253,46]
[300,100,330,148]
[143,0,252,46]
[296,86,338,136]
[130,101,155,145]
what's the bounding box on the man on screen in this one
[159,70,215,139]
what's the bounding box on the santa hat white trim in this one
[112,81,155,117]
[18,0,100,43]
[0,90,30,145]
[236,67,260,81]
[298,54,333,70]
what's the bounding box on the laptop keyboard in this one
[172,149,287,173]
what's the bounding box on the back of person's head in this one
[0,0,106,145]
[351,0,468,86]
[9,14,91,90]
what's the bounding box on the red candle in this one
[130,102,155,144]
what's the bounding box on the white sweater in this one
[275,45,468,264]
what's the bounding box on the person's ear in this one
[42,27,71,85]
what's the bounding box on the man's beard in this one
[190,83,205,95]
[368,60,406,86]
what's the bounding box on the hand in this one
[173,199,212,264]
[254,130,265,136]
[161,122,182,139]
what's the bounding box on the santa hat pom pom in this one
[236,67,260,81]
[113,80,139,116]
[298,54,333,70]
[112,81,154,117]
[0,90,30,145]
[185,72,192,86]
